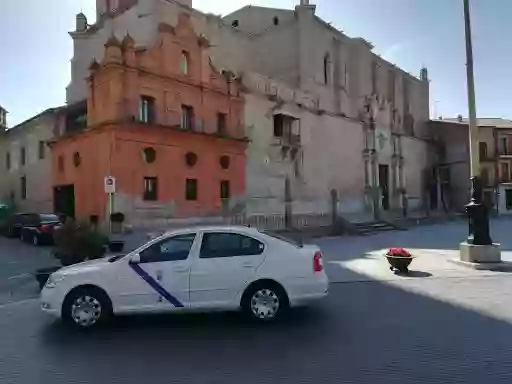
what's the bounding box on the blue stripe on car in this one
[129,262,184,308]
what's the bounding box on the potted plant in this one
[110,212,125,234]
[34,219,110,289]
[385,247,414,273]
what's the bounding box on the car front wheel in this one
[62,287,112,329]
[242,282,289,322]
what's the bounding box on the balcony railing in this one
[134,110,246,140]
[498,149,512,156]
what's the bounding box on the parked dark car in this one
[19,214,62,246]
[2,213,31,238]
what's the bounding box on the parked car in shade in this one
[1,213,31,238]
[20,214,62,246]
[41,225,329,329]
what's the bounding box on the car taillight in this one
[313,251,324,273]
[39,225,52,232]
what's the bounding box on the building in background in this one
[429,117,512,215]
[50,13,246,227]
[63,0,432,224]
[0,109,60,213]
[0,106,7,131]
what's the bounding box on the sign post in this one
[104,176,116,234]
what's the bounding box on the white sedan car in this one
[41,226,329,328]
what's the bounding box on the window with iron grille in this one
[220,180,230,199]
[143,177,158,201]
[139,96,155,124]
[185,178,197,201]
[181,105,194,130]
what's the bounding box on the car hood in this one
[58,257,113,275]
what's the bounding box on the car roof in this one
[163,225,261,236]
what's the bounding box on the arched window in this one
[323,53,330,85]
[180,51,190,75]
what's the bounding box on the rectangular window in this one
[501,162,510,182]
[139,96,155,124]
[20,176,26,200]
[388,70,395,103]
[220,180,230,199]
[6,152,10,170]
[371,62,378,93]
[500,137,509,155]
[181,105,194,130]
[506,189,512,210]
[21,147,26,166]
[273,114,284,137]
[38,141,45,160]
[185,178,197,201]
[403,79,410,114]
[143,177,158,201]
[217,112,227,135]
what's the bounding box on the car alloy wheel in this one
[32,234,39,246]
[71,295,102,328]
[250,288,280,320]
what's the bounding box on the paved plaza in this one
[1,219,512,383]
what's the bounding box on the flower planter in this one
[385,248,414,274]
[386,255,413,273]
[108,240,125,253]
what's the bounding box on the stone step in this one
[352,221,399,235]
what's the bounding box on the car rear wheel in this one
[62,287,112,329]
[242,282,289,322]
[32,233,39,246]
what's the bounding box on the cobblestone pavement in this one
[1,220,512,383]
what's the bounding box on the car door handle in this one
[173,267,190,273]
[242,262,255,268]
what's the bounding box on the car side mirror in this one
[129,254,141,264]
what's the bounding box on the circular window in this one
[220,155,230,170]
[73,152,81,167]
[58,155,64,172]
[185,152,198,167]
[142,147,156,164]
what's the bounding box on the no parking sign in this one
[104,176,116,194]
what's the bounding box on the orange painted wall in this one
[112,125,246,217]
[52,129,112,220]
[51,13,247,223]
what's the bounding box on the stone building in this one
[62,0,432,223]
[0,105,7,131]
[430,117,512,215]
[0,109,59,213]
[51,13,246,226]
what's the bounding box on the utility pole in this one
[459,0,499,263]
[463,0,479,179]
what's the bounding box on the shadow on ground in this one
[18,265,512,383]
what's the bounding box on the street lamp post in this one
[460,0,499,263]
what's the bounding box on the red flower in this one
[387,248,411,257]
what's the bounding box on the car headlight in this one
[45,274,65,289]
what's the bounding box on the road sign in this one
[104,176,116,194]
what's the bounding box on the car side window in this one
[140,233,196,263]
[200,232,264,259]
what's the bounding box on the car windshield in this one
[40,214,59,223]
[260,230,303,248]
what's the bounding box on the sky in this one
[0,0,510,127]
